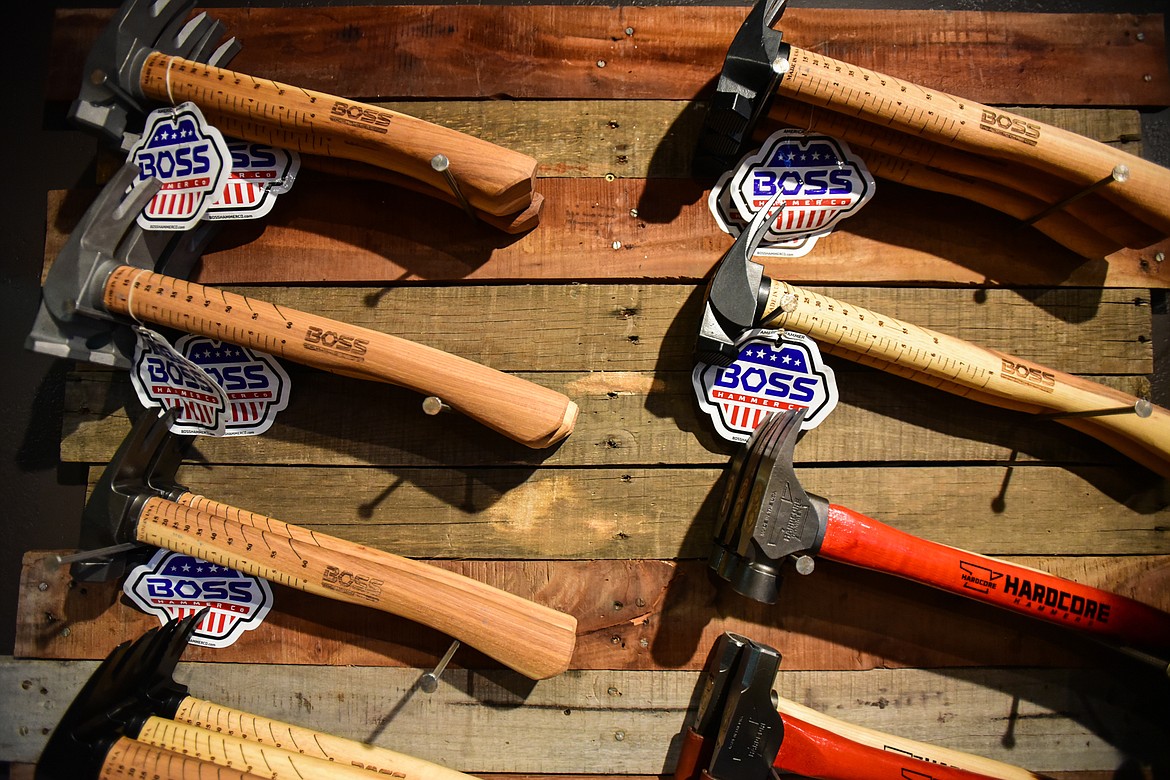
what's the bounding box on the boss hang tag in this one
[204,140,301,221]
[693,329,839,444]
[131,327,231,436]
[175,335,292,436]
[708,128,876,258]
[124,549,273,649]
[128,102,233,231]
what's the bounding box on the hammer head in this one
[695,192,782,367]
[35,614,199,780]
[75,407,195,582]
[26,162,220,369]
[675,632,784,780]
[710,409,827,604]
[71,0,240,149]
[693,0,791,178]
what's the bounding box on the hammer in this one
[696,193,1170,478]
[72,0,537,221]
[694,0,1170,239]
[71,407,578,681]
[36,614,479,780]
[26,161,577,448]
[674,632,1050,780]
[711,409,1170,664]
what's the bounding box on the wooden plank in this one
[17,552,1170,671]
[46,8,1170,105]
[60,368,1154,468]
[3,658,1163,772]
[40,283,1154,373]
[46,169,1170,290]
[65,465,1170,559]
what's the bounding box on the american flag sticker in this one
[124,549,273,649]
[205,141,301,221]
[131,327,230,436]
[176,335,292,437]
[693,330,838,444]
[128,102,232,232]
[709,129,875,258]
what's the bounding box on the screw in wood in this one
[422,396,451,416]
[1038,398,1153,421]
[419,639,461,693]
[430,154,478,223]
[1020,165,1130,228]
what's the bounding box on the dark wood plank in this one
[17,553,1169,672]
[47,8,1170,105]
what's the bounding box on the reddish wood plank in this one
[47,8,1169,105]
[18,553,1169,673]
[45,177,1170,288]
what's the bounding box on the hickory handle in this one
[133,496,579,680]
[819,503,1170,652]
[138,53,536,217]
[99,736,266,779]
[103,265,578,449]
[170,696,477,780]
[777,45,1170,237]
[134,715,446,780]
[760,280,1170,478]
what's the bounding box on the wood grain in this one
[4,658,1165,773]
[46,8,1169,104]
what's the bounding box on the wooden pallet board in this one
[12,3,1170,778]
[3,658,1167,773]
[45,8,1170,105]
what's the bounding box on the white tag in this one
[693,330,839,444]
[709,128,876,258]
[128,102,233,231]
[175,335,292,436]
[131,327,230,436]
[205,140,301,221]
[124,549,273,649]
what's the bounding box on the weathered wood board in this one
[8,3,1170,779]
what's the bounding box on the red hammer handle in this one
[819,504,1170,651]
[770,705,1042,780]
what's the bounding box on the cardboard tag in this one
[176,335,292,436]
[709,128,876,257]
[131,327,231,436]
[693,330,838,443]
[129,102,232,231]
[124,549,273,649]
[205,141,301,221]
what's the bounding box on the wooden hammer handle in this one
[173,696,477,780]
[138,53,536,217]
[777,45,1170,237]
[99,736,266,779]
[134,716,382,779]
[821,504,1170,651]
[761,281,1170,478]
[134,496,578,680]
[103,265,578,449]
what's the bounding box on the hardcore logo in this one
[125,549,273,648]
[959,559,1111,625]
[693,330,838,443]
[709,129,875,258]
[178,335,292,436]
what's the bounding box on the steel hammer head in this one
[710,409,827,604]
[35,614,199,780]
[75,407,194,582]
[693,0,791,178]
[26,162,219,369]
[695,192,782,367]
[71,0,240,148]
